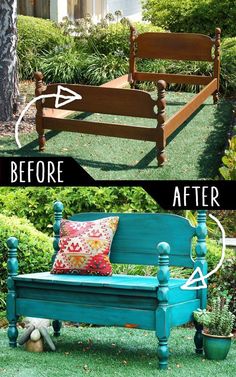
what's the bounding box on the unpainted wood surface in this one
[100,74,129,88]
[136,32,214,61]
[43,117,158,142]
[165,79,217,138]
[69,213,195,267]
[42,84,157,119]
[134,72,213,85]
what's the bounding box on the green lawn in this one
[0,326,235,377]
[0,92,232,180]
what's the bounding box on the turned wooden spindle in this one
[156,80,167,167]
[34,72,46,151]
[213,27,221,104]
[129,24,137,89]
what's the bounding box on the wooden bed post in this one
[194,210,207,354]
[129,23,137,89]
[6,237,19,348]
[34,72,46,151]
[213,28,221,104]
[157,80,167,166]
[156,242,170,370]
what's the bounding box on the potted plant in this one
[194,297,235,360]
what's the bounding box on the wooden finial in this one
[156,80,167,167]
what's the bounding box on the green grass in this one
[0,327,235,377]
[0,92,232,180]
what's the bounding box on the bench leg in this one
[157,336,169,370]
[52,320,62,337]
[8,319,19,348]
[194,321,203,354]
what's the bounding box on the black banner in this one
[0,157,235,209]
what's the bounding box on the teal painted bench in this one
[6,204,208,370]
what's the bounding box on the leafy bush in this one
[0,187,161,234]
[194,296,235,336]
[142,0,236,37]
[83,53,128,85]
[84,21,164,56]
[209,257,236,323]
[39,45,89,84]
[0,214,52,308]
[17,16,70,79]
[219,136,236,180]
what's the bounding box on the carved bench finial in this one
[52,201,64,265]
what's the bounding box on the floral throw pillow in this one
[51,216,119,276]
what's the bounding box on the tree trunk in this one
[0,0,19,121]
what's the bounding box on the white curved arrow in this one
[181,213,226,290]
[15,85,82,148]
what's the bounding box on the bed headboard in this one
[129,25,221,87]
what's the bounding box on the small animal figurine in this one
[18,317,56,352]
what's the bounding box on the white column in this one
[50,0,68,23]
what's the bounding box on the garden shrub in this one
[39,45,89,84]
[0,214,52,306]
[209,257,236,324]
[83,53,128,85]
[0,187,161,234]
[17,16,70,79]
[142,0,236,37]
[219,136,236,180]
[84,22,164,56]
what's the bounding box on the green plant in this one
[17,16,70,79]
[0,214,52,298]
[0,187,161,234]
[39,45,89,83]
[83,53,128,85]
[194,297,235,336]
[209,257,236,324]
[142,0,236,37]
[219,136,236,180]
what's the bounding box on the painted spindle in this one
[156,241,170,370]
[52,200,64,266]
[7,237,19,347]
[156,80,167,167]
[52,201,64,337]
[194,210,207,354]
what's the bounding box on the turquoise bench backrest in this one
[69,213,196,268]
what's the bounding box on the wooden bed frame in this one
[34,26,221,166]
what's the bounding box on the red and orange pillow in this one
[51,216,119,276]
